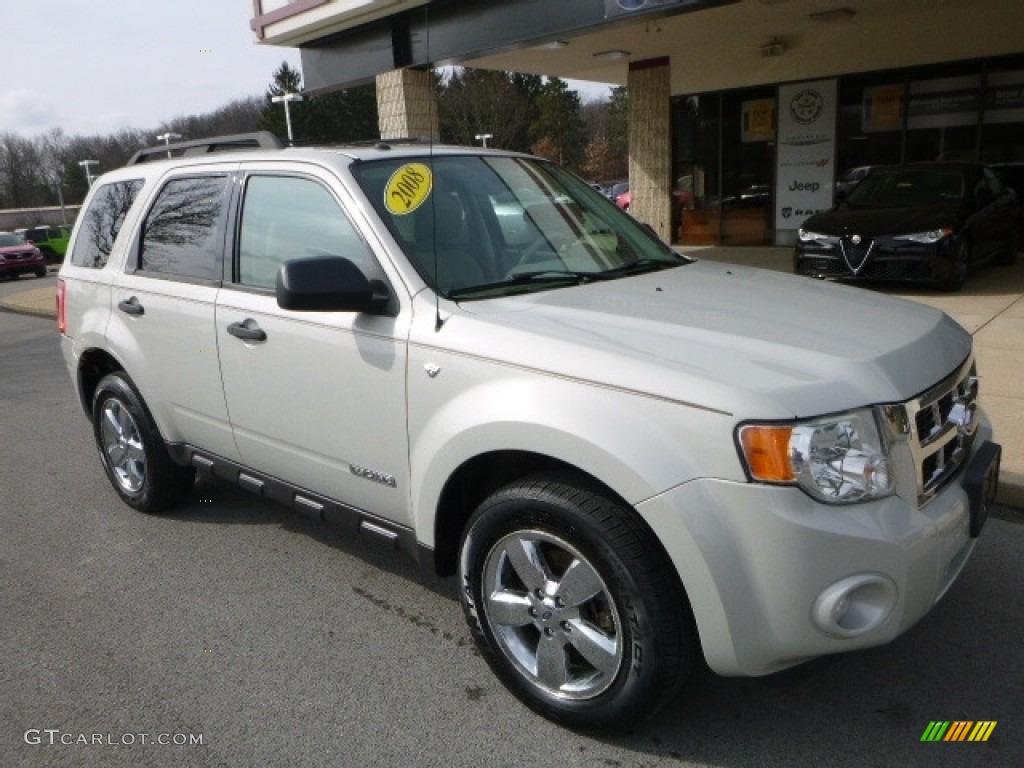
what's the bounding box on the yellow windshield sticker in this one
[385,163,433,215]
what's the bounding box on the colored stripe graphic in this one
[920,721,996,742]
[968,722,997,742]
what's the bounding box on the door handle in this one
[227,320,267,342]
[117,297,144,316]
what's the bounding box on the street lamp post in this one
[271,92,304,143]
[156,132,183,158]
[78,160,98,187]
[475,133,493,148]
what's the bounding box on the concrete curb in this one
[3,254,1021,510]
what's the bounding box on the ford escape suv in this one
[58,132,1001,729]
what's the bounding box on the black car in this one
[795,162,1019,290]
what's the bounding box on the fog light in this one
[812,574,897,638]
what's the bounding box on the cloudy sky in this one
[3,0,301,137]
[4,0,609,140]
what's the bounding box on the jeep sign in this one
[775,79,837,242]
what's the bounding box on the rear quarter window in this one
[70,179,145,268]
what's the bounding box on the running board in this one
[174,445,418,560]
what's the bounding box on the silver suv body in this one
[57,134,1001,729]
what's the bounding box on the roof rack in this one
[341,137,435,150]
[127,131,284,165]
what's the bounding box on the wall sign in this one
[775,79,837,239]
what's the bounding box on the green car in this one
[22,224,71,262]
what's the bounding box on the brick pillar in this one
[627,58,672,242]
[376,68,439,141]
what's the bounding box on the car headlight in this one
[893,227,953,244]
[797,228,832,243]
[737,409,894,504]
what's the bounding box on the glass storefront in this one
[672,53,1024,246]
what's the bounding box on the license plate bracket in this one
[964,440,1001,537]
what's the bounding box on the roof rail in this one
[341,137,435,149]
[127,131,284,165]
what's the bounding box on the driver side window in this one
[237,175,370,290]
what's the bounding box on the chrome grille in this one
[899,356,979,506]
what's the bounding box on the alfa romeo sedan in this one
[795,162,1019,290]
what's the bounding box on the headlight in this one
[797,228,832,243]
[893,227,953,244]
[738,409,894,504]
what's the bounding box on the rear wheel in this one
[92,372,195,513]
[459,473,695,730]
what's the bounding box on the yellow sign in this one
[742,99,776,142]
[385,163,433,215]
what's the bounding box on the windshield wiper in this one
[446,270,610,300]
[601,257,685,277]
[446,260,685,300]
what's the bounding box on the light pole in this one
[475,133,493,148]
[271,92,304,143]
[156,132,182,158]
[79,160,98,187]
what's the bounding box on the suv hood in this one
[454,261,970,419]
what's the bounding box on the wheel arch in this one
[76,347,126,418]
[430,451,617,577]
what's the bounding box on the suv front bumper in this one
[637,423,997,677]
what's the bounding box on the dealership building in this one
[250,0,1024,246]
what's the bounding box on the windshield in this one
[0,233,27,247]
[352,155,684,299]
[846,168,966,208]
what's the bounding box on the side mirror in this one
[276,256,391,314]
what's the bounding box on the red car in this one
[0,232,48,280]
[616,186,693,211]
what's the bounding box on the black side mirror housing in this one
[276,256,391,314]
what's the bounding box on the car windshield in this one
[352,154,685,299]
[0,233,26,246]
[846,168,966,207]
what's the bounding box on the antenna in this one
[426,6,443,332]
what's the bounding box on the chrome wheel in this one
[99,398,147,493]
[482,529,624,700]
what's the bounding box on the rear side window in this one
[70,179,144,268]
[139,175,229,281]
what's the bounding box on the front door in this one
[215,169,412,524]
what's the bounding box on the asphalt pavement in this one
[1,308,1021,767]
[5,251,1022,509]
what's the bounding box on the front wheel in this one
[994,229,1019,266]
[92,372,195,513]
[936,237,969,291]
[459,473,695,729]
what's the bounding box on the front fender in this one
[406,352,741,548]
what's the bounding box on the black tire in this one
[936,237,969,291]
[92,372,195,513]
[459,473,695,730]
[994,229,1019,266]
[34,267,47,278]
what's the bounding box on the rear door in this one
[215,165,413,524]
[108,167,240,460]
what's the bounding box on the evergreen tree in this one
[259,61,379,144]
[530,77,588,171]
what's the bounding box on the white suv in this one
[58,132,1001,729]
